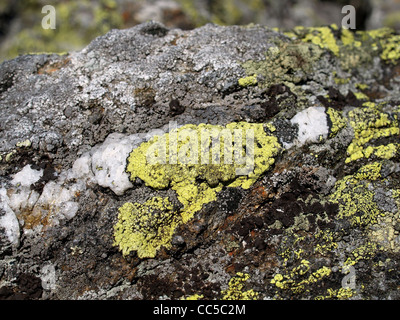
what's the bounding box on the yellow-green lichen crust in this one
[344,241,378,266]
[271,231,356,299]
[113,197,178,258]
[295,25,340,56]
[241,41,323,88]
[329,162,384,227]
[367,187,400,252]
[345,102,399,163]
[116,122,281,258]
[260,26,400,77]
[221,272,258,300]
[15,139,32,148]
[271,259,332,294]
[314,229,338,255]
[184,272,259,300]
[329,159,400,265]
[329,160,399,253]
[326,107,347,138]
[316,287,355,300]
[182,294,204,300]
[238,74,257,87]
[126,122,281,223]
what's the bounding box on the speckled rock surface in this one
[0,21,400,300]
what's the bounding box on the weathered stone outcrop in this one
[0,21,400,300]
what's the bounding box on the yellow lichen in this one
[116,122,281,258]
[344,241,378,266]
[353,91,369,101]
[265,122,277,133]
[126,122,280,223]
[16,139,32,148]
[113,197,179,258]
[278,233,306,264]
[334,77,350,85]
[296,25,340,56]
[238,74,257,87]
[221,272,258,300]
[341,29,361,48]
[330,162,385,227]
[345,103,399,163]
[314,230,338,255]
[182,294,204,300]
[373,143,398,159]
[317,287,355,300]
[356,83,369,90]
[271,260,332,294]
[365,28,394,41]
[326,107,347,138]
[241,41,323,88]
[354,162,382,180]
[331,160,399,255]
[381,34,400,64]
[5,150,16,162]
[287,26,400,70]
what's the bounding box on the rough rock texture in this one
[0,21,400,300]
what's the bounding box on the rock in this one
[0,21,400,300]
[0,189,20,252]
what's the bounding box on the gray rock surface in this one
[0,21,400,300]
